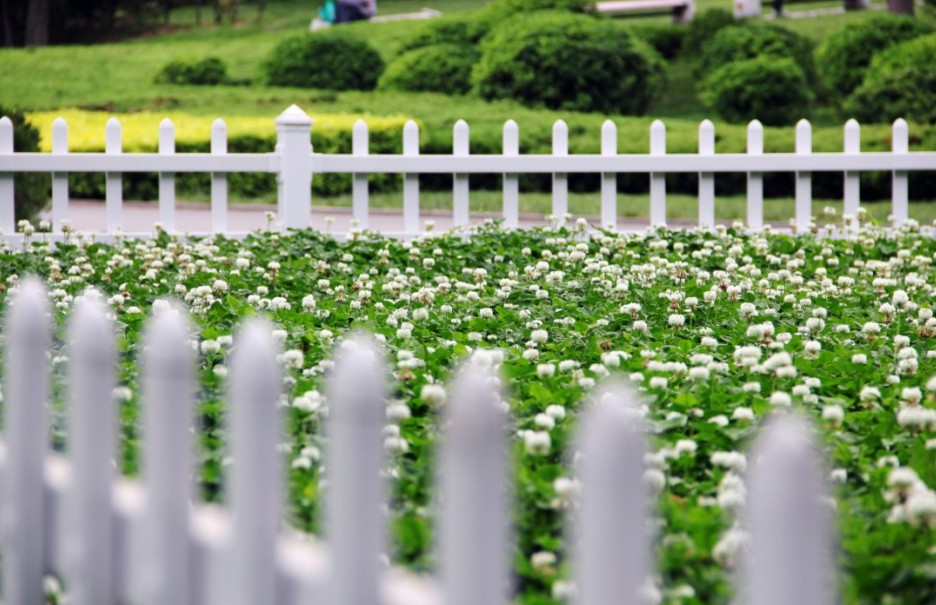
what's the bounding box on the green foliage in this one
[698,21,817,85]
[845,34,936,125]
[378,45,479,95]
[817,15,933,100]
[472,11,665,114]
[263,32,385,91]
[630,24,686,60]
[154,57,228,86]
[397,14,492,53]
[477,0,590,19]
[0,106,48,222]
[700,56,813,126]
[683,8,735,57]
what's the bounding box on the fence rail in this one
[1,105,934,237]
[0,279,837,605]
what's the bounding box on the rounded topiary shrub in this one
[700,56,813,126]
[845,34,936,124]
[379,44,479,95]
[683,8,735,57]
[398,14,492,53]
[264,32,384,91]
[817,15,932,99]
[155,57,228,85]
[698,22,816,84]
[0,106,48,222]
[472,12,665,114]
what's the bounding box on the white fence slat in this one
[3,279,50,605]
[51,117,69,231]
[228,319,282,605]
[159,118,176,232]
[188,506,232,605]
[746,120,764,231]
[891,118,909,227]
[211,119,228,233]
[403,121,420,234]
[66,296,115,605]
[795,119,812,232]
[0,116,14,233]
[650,120,666,227]
[600,120,617,230]
[453,120,470,227]
[275,105,313,231]
[502,120,519,229]
[575,382,649,605]
[105,118,123,234]
[111,482,146,603]
[142,303,195,605]
[440,356,509,605]
[698,120,715,228]
[353,120,370,229]
[844,119,861,221]
[551,120,568,223]
[326,335,387,605]
[745,414,835,605]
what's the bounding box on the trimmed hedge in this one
[817,15,932,100]
[264,32,384,91]
[397,14,492,53]
[472,12,665,114]
[0,106,48,221]
[700,56,813,126]
[379,45,479,95]
[154,57,228,86]
[698,21,816,85]
[845,34,936,125]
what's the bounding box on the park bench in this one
[594,0,696,23]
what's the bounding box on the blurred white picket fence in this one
[0,104,934,239]
[0,278,837,605]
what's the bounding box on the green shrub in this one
[845,34,936,124]
[700,56,813,126]
[683,8,735,57]
[472,12,665,114]
[478,0,590,18]
[397,14,492,53]
[630,24,685,60]
[817,15,932,99]
[154,57,228,86]
[698,21,816,84]
[0,106,48,223]
[264,32,385,91]
[379,45,479,95]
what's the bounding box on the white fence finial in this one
[51,117,70,230]
[744,414,836,605]
[552,120,569,222]
[843,119,861,221]
[275,106,314,231]
[795,119,813,232]
[746,120,764,231]
[453,120,470,227]
[403,120,421,234]
[601,120,618,230]
[502,120,520,229]
[158,118,176,232]
[211,118,228,233]
[649,120,667,227]
[105,117,123,233]
[891,118,909,227]
[698,120,715,229]
[352,119,370,229]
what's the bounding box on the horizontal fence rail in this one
[0,279,838,605]
[1,105,934,236]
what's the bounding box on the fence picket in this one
[105,118,123,233]
[746,120,764,231]
[2,280,50,605]
[844,119,861,221]
[51,118,69,231]
[326,335,387,605]
[211,119,228,233]
[650,120,666,227]
[698,120,715,229]
[66,295,115,605]
[275,105,313,231]
[159,118,176,232]
[353,120,370,229]
[600,120,617,230]
[440,356,509,605]
[795,119,812,232]
[403,121,420,234]
[552,120,568,223]
[142,303,195,605]
[502,120,519,229]
[0,117,14,233]
[892,118,909,227]
[453,120,470,227]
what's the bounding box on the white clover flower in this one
[601,351,621,367]
[530,551,557,575]
[523,430,551,455]
[689,367,710,381]
[711,451,747,473]
[732,407,755,422]
[649,376,668,389]
[558,360,579,373]
[420,384,447,407]
[200,339,221,355]
[282,349,304,371]
[668,314,686,327]
[769,391,792,406]
[301,295,316,311]
[852,354,867,365]
[523,349,541,362]
[546,404,566,420]
[822,404,845,427]
[534,413,556,430]
[675,439,698,457]
[387,402,411,421]
[902,387,923,405]
[530,329,548,344]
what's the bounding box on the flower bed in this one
[2,219,935,604]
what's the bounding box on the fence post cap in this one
[212,117,226,130]
[747,119,763,132]
[796,118,811,130]
[353,119,368,133]
[892,117,908,131]
[650,119,666,132]
[159,117,174,130]
[0,115,11,127]
[52,116,68,129]
[601,119,616,134]
[7,278,49,342]
[275,104,313,126]
[503,119,518,131]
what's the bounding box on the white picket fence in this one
[1,105,935,239]
[0,278,837,605]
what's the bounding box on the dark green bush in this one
[154,57,228,85]
[817,15,932,100]
[683,8,735,57]
[0,106,48,222]
[698,21,816,84]
[630,24,685,60]
[379,45,479,95]
[700,56,813,126]
[478,0,590,18]
[472,12,665,114]
[845,34,936,124]
[264,32,384,91]
[397,14,492,53]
